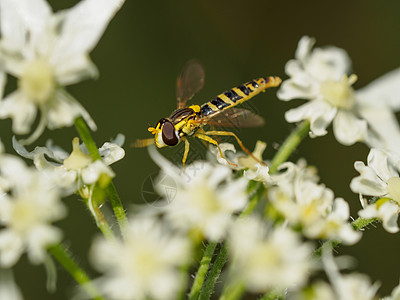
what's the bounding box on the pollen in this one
[320,74,357,110]
[18,59,56,104]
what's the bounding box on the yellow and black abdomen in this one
[200,76,281,117]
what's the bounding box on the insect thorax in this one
[169,105,201,137]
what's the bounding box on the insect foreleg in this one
[194,132,237,167]
[203,130,266,166]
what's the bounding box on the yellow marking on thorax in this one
[188,105,201,113]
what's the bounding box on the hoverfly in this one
[134,60,281,166]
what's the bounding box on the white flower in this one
[0,154,66,267]
[90,217,190,300]
[13,135,124,194]
[269,161,361,244]
[0,0,124,143]
[228,216,313,292]
[278,36,366,145]
[280,36,400,150]
[350,148,400,233]
[278,36,400,149]
[149,146,248,241]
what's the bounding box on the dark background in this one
[1,0,400,299]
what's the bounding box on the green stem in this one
[219,281,245,300]
[189,242,218,300]
[74,117,128,236]
[105,182,128,235]
[84,187,115,241]
[74,117,102,161]
[352,216,376,230]
[48,243,104,300]
[240,181,266,217]
[269,120,310,174]
[259,290,285,300]
[199,244,228,300]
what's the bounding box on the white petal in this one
[26,225,62,264]
[305,46,351,81]
[81,161,114,185]
[47,89,96,131]
[332,110,367,146]
[6,0,51,38]
[379,202,400,233]
[367,148,398,182]
[0,91,37,134]
[99,141,125,165]
[331,198,350,221]
[0,0,26,52]
[0,230,24,267]
[244,163,271,183]
[359,106,400,152]
[51,0,124,63]
[285,100,336,137]
[284,60,314,87]
[295,35,315,63]
[350,161,387,196]
[54,54,99,85]
[356,68,400,110]
[277,78,314,101]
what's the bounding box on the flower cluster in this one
[0,0,124,143]
[0,143,66,267]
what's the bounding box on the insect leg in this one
[194,132,238,167]
[182,137,190,167]
[203,130,266,166]
[131,138,155,148]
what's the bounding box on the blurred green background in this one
[2,0,400,299]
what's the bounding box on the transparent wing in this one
[176,60,205,109]
[198,108,265,128]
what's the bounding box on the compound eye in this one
[161,120,179,146]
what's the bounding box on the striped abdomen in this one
[200,76,281,118]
